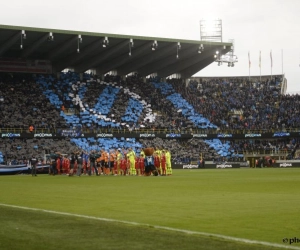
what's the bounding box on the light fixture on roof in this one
[20,30,26,49]
[48,32,54,41]
[177,42,181,50]
[77,35,82,53]
[198,44,204,54]
[129,38,134,47]
[102,36,109,48]
[22,30,26,39]
[176,42,181,59]
[151,40,158,51]
[214,50,220,59]
[129,38,134,56]
[223,45,226,49]
[78,34,82,43]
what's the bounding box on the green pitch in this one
[0,168,300,250]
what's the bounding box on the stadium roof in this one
[0,24,232,78]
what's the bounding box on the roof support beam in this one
[53,38,103,72]
[138,46,197,76]
[157,50,213,77]
[74,40,129,73]
[47,36,78,61]
[179,48,231,78]
[0,31,21,56]
[179,57,215,78]
[21,33,49,58]
[117,43,173,76]
[95,41,152,75]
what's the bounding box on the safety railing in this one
[0,127,299,134]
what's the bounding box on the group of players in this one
[49,147,173,177]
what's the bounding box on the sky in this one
[0,0,299,93]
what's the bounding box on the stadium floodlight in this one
[151,40,158,51]
[78,34,82,43]
[77,35,82,53]
[102,37,109,48]
[176,42,181,59]
[129,38,134,57]
[20,30,26,49]
[200,19,222,42]
[48,32,54,41]
[129,38,134,47]
[21,30,26,39]
[198,44,204,54]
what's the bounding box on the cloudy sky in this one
[1,0,299,93]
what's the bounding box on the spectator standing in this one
[29,125,34,133]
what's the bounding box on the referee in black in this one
[30,155,38,176]
[89,151,99,176]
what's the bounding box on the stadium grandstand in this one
[0,24,299,170]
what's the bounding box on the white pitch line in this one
[0,203,299,250]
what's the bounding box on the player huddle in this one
[49,147,172,177]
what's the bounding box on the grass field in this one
[0,168,300,250]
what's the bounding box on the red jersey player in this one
[161,150,166,176]
[139,155,145,176]
[154,153,160,174]
[134,157,138,175]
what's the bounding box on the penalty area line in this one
[0,203,298,250]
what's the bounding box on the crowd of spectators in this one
[2,72,298,133]
[167,76,291,130]
[2,72,300,164]
[229,138,300,158]
[0,73,68,130]
[112,74,193,131]
[2,135,300,165]
[0,137,77,164]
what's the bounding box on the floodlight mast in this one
[200,19,222,42]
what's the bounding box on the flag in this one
[248,52,251,68]
[259,51,261,68]
[270,50,273,68]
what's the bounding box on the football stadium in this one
[0,19,300,250]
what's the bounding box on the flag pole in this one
[281,49,283,75]
[259,50,261,82]
[248,51,251,80]
[270,50,273,80]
